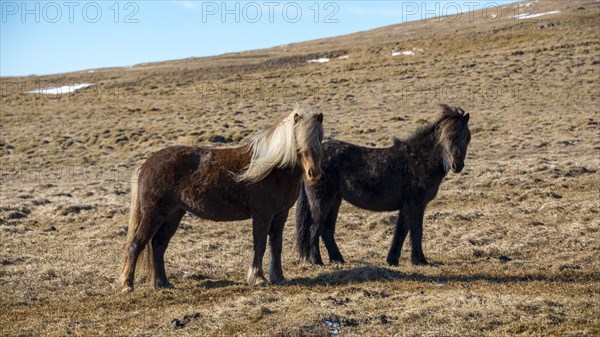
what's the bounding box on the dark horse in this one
[120,107,324,292]
[296,105,470,266]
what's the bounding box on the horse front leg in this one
[407,206,428,265]
[322,196,344,263]
[268,210,288,284]
[247,213,272,286]
[308,221,324,265]
[386,209,410,266]
[305,188,328,265]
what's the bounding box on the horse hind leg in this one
[121,212,167,292]
[322,196,345,263]
[150,209,185,289]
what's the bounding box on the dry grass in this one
[1,0,599,336]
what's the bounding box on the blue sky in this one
[1,1,517,77]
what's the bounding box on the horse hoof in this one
[155,282,175,290]
[308,258,324,266]
[386,258,400,267]
[247,274,269,287]
[412,259,429,266]
[254,277,268,287]
[122,286,134,293]
[270,277,287,285]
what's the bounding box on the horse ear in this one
[294,113,300,124]
[464,113,470,123]
[315,113,323,123]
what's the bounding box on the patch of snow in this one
[324,320,340,334]
[337,55,350,60]
[520,2,535,8]
[434,280,448,287]
[515,10,560,20]
[392,50,414,56]
[324,320,340,328]
[24,83,93,95]
[306,58,330,63]
[392,47,424,57]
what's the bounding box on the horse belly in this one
[344,194,399,212]
[192,206,250,222]
[184,188,252,222]
[341,183,400,212]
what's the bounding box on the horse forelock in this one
[436,105,469,144]
[440,104,466,118]
[295,108,324,158]
[236,106,322,183]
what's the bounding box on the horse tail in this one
[120,167,153,283]
[295,181,312,260]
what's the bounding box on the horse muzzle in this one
[306,176,320,185]
[451,162,464,173]
[306,168,321,185]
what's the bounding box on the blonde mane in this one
[236,106,323,183]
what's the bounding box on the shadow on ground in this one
[287,266,600,286]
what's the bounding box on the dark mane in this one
[393,104,469,146]
[439,104,467,118]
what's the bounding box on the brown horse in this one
[119,107,324,292]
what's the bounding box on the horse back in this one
[319,140,408,211]
[139,145,253,221]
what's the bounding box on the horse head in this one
[294,110,324,184]
[437,104,471,173]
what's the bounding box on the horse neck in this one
[266,159,304,182]
[398,125,447,179]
